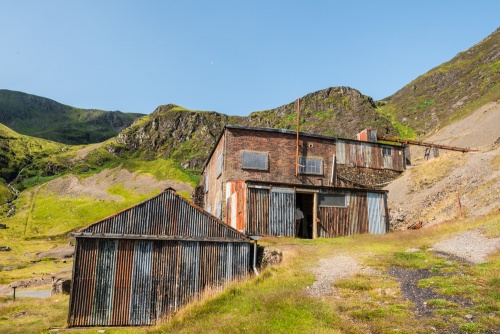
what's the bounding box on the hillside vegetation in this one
[0,123,68,182]
[382,27,500,137]
[0,90,144,145]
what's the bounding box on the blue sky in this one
[1,1,498,116]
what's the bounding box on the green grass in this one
[122,158,199,185]
[376,105,416,139]
[0,295,69,334]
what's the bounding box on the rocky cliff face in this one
[244,86,397,138]
[115,104,244,169]
[111,88,400,171]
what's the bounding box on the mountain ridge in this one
[0,89,144,145]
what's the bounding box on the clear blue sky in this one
[1,1,498,116]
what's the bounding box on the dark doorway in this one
[295,193,314,239]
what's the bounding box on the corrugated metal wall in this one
[69,238,250,327]
[269,189,295,237]
[336,140,404,172]
[243,186,388,238]
[317,191,388,238]
[246,188,269,235]
[367,192,387,234]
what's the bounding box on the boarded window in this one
[299,157,323,175]
[242,151,268,170]
[216,202,222,219]
[382,147,392,156]
[207,205,212,214]
[318,193,348,207]
[204,176,209,193]
[216,152,223,177]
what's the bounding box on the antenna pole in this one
[296,98,300,176]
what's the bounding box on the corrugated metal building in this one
[202,126,399,239]
[68,189,251,327]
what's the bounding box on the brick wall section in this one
[224,128,336,187]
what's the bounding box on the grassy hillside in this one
[380,27,500,137]
[0,123,68,182]
[0,90,144,145]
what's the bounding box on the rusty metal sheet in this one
[368,192,386,234]
[246,188,269,235]
[269,189,295,236]
[68,238,98,326]
[80,190,248,242]
[110,239,134,326]
[91,239,118,326]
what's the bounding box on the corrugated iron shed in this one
[68,189,251,327]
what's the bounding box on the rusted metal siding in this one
[269,189,295,236]
[317,191,386,238]
[68,238,98,326]
[336,139,404,172]
[226,181,247,231]
[80,190,246,240]
[69,238,250,327]
[348,193,369,235]
[111,239,134,325]
[246,187,269,235]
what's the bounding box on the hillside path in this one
[308,227,499,297]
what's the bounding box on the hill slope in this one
[386,101,500,230]
[0,123,67,182]
[0,90,144,145]
[381,27,500,137]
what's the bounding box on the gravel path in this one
[307,255,378,297]
[432,229,500,264]
[308,228,499,299]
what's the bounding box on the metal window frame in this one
[318,192,349,208]
[298,157,323,175]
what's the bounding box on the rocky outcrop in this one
[112,88,400,171]
[244,86,398,139]
[114,104,244,169]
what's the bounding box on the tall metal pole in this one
[296,98,300,177]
